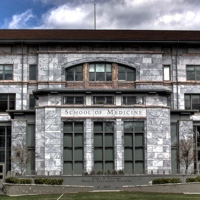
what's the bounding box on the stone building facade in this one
[0,30,199,177]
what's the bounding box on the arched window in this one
[65,65,83,81]
[118,65,135,81]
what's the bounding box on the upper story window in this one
[66,65,83,81]
[185,94,200,110]
[118,65,135,81]
[29,95,36,110]
[122,96,144,105]
[0,65,13,80]
[29,65,37,80]
[0,94,15,112]
[63,96,84,104]
[186,66,200,80]
[89,63,112,81]
[93,96,114,104]
[163,65,170,81]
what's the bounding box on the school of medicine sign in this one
[61,108,146,117]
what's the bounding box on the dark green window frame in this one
[94,121,114,173]
[89,63,112,81]
[118,65,135,81]
[124,121,144,174]
[0,94,15,112]
[63,96,84,104]
[93,96,114,104]
[186,66,200,80]
[0,65,13,80]
[66,65,83,81]
[63,122,84,175]
[29,65,37,80]
[0,125,11,174]
[185,94,200,110]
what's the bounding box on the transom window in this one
[93,96,114,104]
[122,96,144,105]
[63,96,84,104]
[186,66,200,80]
[94,121,114,172]
[0,65,13,80]
[118,65,135,81]
[63,122,84,175]
[185,94,200,110]
[89,63,112,81]
[66,65,83,81]
[0,94,15,112]
[124,121,144,174]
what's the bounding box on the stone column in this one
[115,119,124,171]
[11,119,27,174]
[146,108,171,174]
[84,119,93,173]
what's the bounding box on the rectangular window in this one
[0,94,15,112]
[122,96,144,105]
[66,65,83,81]
[29,65,37,80]
[93,96,114,104]
[94,121,114,172]
[63,122,84,175]
[29,95,36,110]
[186,66,200,80]
[89,63,112,81]
[0,65,13,80]
[163,65,170,81]
[63,96,84,104]
[185,94,200,110]
[124,121,144,174]
[171,123,178,173]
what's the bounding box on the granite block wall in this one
[146,108,171,173]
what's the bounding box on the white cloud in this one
[8,9,36,29]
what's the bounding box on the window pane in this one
[75,65,82,72]
[185,95,191,109]
[124,134,133,147]
[94,123,103,132]
[74,148,83,160]
[74,122,83,133]
[106,72,112,81]
[135,162,144,174]
[118,72,125,81]
[127,72,135,81]
[105,162,114,171]
[135,134,143,147]
[96,72,104,81]
[106,64,111,72]
[124,148,133,160]
[75,72,83,81]
[191,95,200,110]
[187,66,195,80]
[29,65,37,80]
[171,124,177,146]
[94,148,103,160]
[118,66,125,73]
[64,134,72,147]
[96,64,105,72]
[134,122,144,132]
[164,65,170,81]
[29,95,35,110]
[89,64,95,72]
[74,162,83,174]
[75,134,83,147]
[124,122,133,132]
[75,97,84,104]
[105,134,113,147]
[127,97,136,105]
[63,149,72,160]
[5,66,12,70]
[94,133,103,147]
[135,148,144,160]
[105,148,113,160]
[65,97,74,104]
[66,68,74,81]
[95,96,105,104]
[64,123,73,132]
[89,72,95,81]
[106,96,113,104]
[63,162,72,175]
[125,162,133,173]
[27,124,35,146]
[105,122,114,132]
[94,162,103,171]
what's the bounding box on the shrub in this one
[34,178,63,185]
[195,176,200,182]
[5,177,32,184]
[152,178,182,184]
[186,177,196,182]
[117,170,124,175]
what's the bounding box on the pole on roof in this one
[94,3,96,29]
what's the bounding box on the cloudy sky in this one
[1,0,200,30]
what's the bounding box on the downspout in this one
[175,40,179,110]
[21,40,24,110]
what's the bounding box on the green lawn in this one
[1,192,200,200]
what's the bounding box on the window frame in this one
[29,94,36,110]
[0,94,15,112]
[29,64,37,81]
[65,65,83,81]
[89,63,112,81]
[186,65,200,80]
[93,96,114,105]
[163,65,171,81]
[118,65,135,81]
[0,65,13,80]
[122,95,145,105]
[185,94,200,110]
[63,121,84,175]
[63,96,84,105]
[124,121,144,174]
[93,121,114,173]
